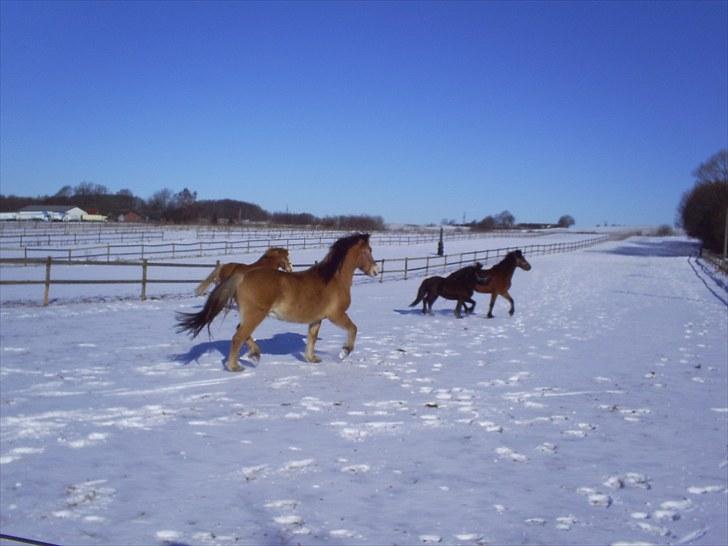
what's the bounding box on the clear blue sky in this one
[1,0,726,227]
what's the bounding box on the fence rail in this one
[0,236,609,305]
[0,229,548,263]
[703,250,728,274]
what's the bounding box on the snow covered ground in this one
[1,235,726,546]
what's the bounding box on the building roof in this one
[19,205,84,213]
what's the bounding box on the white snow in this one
[1,234,726,546]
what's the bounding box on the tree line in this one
[678,149,728,253]
[0,184,386,231]
[469,210,575,231]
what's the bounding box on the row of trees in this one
[678,149,728,253]
[470,210,575,231]
[0,184,387,231]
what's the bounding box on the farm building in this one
[117,211,143,223]
[16,205,88,222]
[20,205,87,221]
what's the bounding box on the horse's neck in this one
[496,256,516,275]
[334,250,360,287]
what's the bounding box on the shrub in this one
[678,149,728,252]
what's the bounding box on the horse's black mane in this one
[491,250,522,272]
[314,233,370,283]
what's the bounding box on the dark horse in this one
[410,262,489,318]
[474,249,531,318]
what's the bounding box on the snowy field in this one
[1,235,726,546]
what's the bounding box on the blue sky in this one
[1,1,726,227]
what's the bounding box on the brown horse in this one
[177,233,379,371]
[474,250,531,318]
[410,262,489,318]
[194,247,293,296]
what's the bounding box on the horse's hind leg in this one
[426,294,438,315]
[465,297,476,314]
[305,320,323,363]
[329,312,357,359]
[227,308,266,372]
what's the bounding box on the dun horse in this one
[475,249,531,318]
[177,234,379,371]
[194,247,293,296]
[410,262,488,317]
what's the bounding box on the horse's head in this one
[513,250,532,271]
[355,235,379,277]
[266,248,293,273]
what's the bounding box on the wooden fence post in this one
[404,257,408,280]
[379,259,385,283]
[141,259,148,301]
[43,256,51,306]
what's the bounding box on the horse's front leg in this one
[329,312,357,359]
[454,300,464,318]
[503,291,515,316]
[305,320,323,363]
[487,293,498,318]
[465,297,476,313]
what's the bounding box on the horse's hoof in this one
[306,355,322,363]
[339,348,352,360]
[227,363,243,372]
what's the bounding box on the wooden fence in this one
[703,250,728,274]
[0,236,609,305]
[0,229,546,263]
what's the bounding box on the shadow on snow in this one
[172,332,308,368]
[597,238,700,258]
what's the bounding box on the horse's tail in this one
[177,273,242,338]
[410,280,429,307]
[194,263,223,297]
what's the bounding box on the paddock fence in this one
[0,229,551,263]
[703,250,728,274]
[0,236,610,305]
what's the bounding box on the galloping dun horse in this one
[474,249,531,318]
[410,262,488,317]
[194,247,293,296]
[177,234,378,371]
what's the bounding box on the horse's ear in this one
[361,233,371,243]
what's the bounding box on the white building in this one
[18,205,88,222]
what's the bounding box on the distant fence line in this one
[0,236,609,305]
[0,229,550,263]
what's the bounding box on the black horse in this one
[410,262,489,318]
